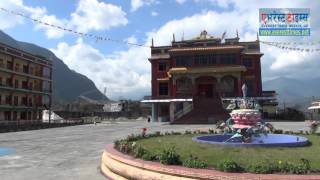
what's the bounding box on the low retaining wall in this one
[100,144,320,180]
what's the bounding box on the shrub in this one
[193,130,200,134]
[159,147,182,165]
[184,130,192,134]
[133,146,146,158]
[133,146,158,161]
[217,160,243,172]
[247,161,277,174]
[146,131,162,138]
[279,159,310,174]
[119,142,133,154]
[171,131,182,135]
[199,131,209,134]
[141,151,158,161]
[273,129,283,134]
[155,131,161,136]
[183,155,207,168]
[208,128,214,134]
[126,133,141,141]
[113,140,120,149]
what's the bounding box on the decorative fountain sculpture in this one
[192,84,309,147]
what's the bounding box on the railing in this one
[174,102,193,120]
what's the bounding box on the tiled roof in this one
[169,45,244,52]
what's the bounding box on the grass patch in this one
[135,134,320,172]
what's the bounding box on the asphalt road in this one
[0,120,311,180]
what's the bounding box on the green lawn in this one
[136,134,320,171]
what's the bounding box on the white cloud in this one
[193,0,230,8]
[125,35,138,44]
[0,0,128,39]
[26,7,68,39]
[70,0,128,33]
[130,0,159,12]
[0,0,38,29]
[151,11,158,16]
[51,39,150,100]
[131,0,144,12]
[176,0,187,4]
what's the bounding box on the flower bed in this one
[112,128,320,175]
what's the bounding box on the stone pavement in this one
[0,120,310,180]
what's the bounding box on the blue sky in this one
[4,0,220,54]
[0,0,319,100]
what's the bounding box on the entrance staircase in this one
[172,96,229,124]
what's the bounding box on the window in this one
[248,44,259,50]
[28,98,33,106]
[243,58,253,68]
[0,58,3,67]
[29,67,34,75]
[15,63,20,72]
[14,79,19,88]
[177,78,192,92]
[29,82,33,90]
[43,67,51,78]
[6,61,13,69]
[13,111,17,120]
[220,54,236,64]
[6,78,12,87]
[23,65,28,73]
[158,63,167,71]
[208,54,217,64]
[13,96,18,106]
[22,97,27,106]
[220,76,235,97]
[176,56,193,66]
[20,112,27,120]
[5,95,11,105]
[5,111,11,120]
[159,83,168,96]
[28,112,32,120]
[244,80,254,97]
[194,55,207,65]
[0,77,2,85]
[22,81,28,89]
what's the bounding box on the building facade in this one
[143,30,276,123]
[308,100,320,120]
[0,43,52,125]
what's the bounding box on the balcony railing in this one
[0,65,51,81]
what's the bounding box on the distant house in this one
[42,110,63,123]
[103,102,123,112]
[308,100,320,120]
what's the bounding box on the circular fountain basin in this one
[192,134,309,147]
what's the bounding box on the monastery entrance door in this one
[195,76,217,98]
[198,84,213,97]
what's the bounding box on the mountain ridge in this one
[263,77,320,110]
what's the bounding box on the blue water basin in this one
[0,148,16,156]
[192,134,309,147]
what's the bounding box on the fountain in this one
[192,84,309,147]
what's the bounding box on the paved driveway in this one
[0,120,311,180]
